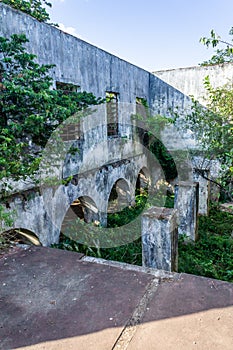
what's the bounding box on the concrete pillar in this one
[193,168,210,215]
[141,207,178,272]
[174,181,199,241]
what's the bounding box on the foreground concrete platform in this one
[0,246,232,350]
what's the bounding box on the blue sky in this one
[48,0,233,72]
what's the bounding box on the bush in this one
[178,205,233,282]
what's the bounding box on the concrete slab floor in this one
[0,246,155,350]
[0,246,233,350]
[127,274,233,350]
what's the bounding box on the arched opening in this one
[108,178,131,214]
[59,196,100,252]
[107,176,146,231]
[149,136,178,182]
[62,196,99,233]
[135,167,150,196]
[0,228,41,250]
[135,126,178,182]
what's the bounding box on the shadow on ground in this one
[0,246,232,349]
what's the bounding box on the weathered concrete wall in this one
[141,207,178,272]
[2,141,162,246]
[149,73,192,117]
[0,3,191,116]
[0,3,216,249]
[0,3,149,102]
[193,168,210,216]
[6,188,56,246]
[154,64,233,106]
[174,181,199,240]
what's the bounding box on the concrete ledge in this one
[82,255,178,280]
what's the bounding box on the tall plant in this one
[0,34,102,183]
[181,29,233,200]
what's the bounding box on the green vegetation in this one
[52,189,174,265]
[0,33,102,234]
[53,203,233,282]
[107,193,147,227]
[2,0,52,23]
[0,205,16,250]
[178,205,233,282]
[149,138,178,181]
[0,204,15,232]
[0,34,102,186]
[178,28,233,201]
[52,193,149,265]
[183,77,233,201]
[200,28,233,66]
[132,106,178,181]
[54,235,143,266]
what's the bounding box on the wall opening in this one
[107,178,131,214]
[55,82,82,141]
[56,81,81,93]
[59,123,82,141]
[106,91,119,137]
[136,97,148,118]
[62,196,99,234]
[0,228,41,247]
[135,168,150,196]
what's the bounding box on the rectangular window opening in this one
[56,81,81,93]
[56,81,81,141]
[106,91,119,137]
[136,97,148,118]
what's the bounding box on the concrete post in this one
[141,207,178,272]
[193,168,210,215]
[174,181,199,241]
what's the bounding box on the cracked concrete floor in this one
[0,246,233,350]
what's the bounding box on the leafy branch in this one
[200,28,233,65]
[2,0,53,23]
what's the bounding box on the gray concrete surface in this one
[154,63,233,106]
[0,246,233,349]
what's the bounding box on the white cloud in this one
[58,23,79,37]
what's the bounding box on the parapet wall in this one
[1,4,232,119]
[0,2,190,116]
[154,64,233,106]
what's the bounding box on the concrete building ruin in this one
[0,3,231,263]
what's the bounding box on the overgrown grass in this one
[52,198,233,282]
[52,191,174,265]
[178,205,233,282]
[52,193,148,265]
[54,235,142,265]
[107,193,147,228]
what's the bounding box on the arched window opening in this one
[0,228,41,248]
[61,196,99,235]
[108,179,131,214]
[135,168,150,196]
